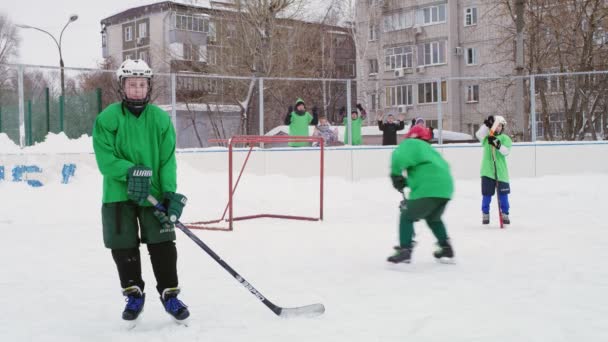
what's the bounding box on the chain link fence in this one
[1,63,607,149]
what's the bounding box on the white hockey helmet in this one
[494,115,507,126]
[116,59,153,83]
[116,59,153,110]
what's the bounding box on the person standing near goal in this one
[284,98,318,147]
[475,115,512,225]
[387,125,455,264]
[92,59,190,323]
[342,103,367,145]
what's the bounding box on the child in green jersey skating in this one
[387,125,455,264]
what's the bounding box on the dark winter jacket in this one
[378,120,405,145]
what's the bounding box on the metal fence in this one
[1,63,607,148]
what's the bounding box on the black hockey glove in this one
[484,115,495,128]
[488,135,501,149]
[153,192,188,230]
[127,165,152,205]
[287,105,294,114]
[390,174,407,192]
[356,103,364,112]
[312,106,318,116]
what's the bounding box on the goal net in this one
[185,135,324,231]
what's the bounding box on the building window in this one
[138,22,147,38]
[465,47,478,65]
[417,41,446,66]
[349,62,356,77]
[466,85,479,103]
[369,24,379,41]
[183,44,201,61]
[226,23,236,39]
[418,4,446,26]
[383,11,412,32]
[102,31,107,47]
[124,26,133,42]
[370,93,377,110]
[174,13,211,33]
[385,46,414,70]
[369,59,378,74]
[385,85,413,106]
[465,7,478,26]
[124,53,133,61]
[208,21,217,44]
[206,48,217,65]
[418,81,447,104]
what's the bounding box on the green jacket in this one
[286,111,314,147]
[391,138,454,200]
[343,117,364,145]
[479,132,512,182]
[92,102,177,204]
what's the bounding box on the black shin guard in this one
[147,241,178,295]
[111,248,145,291]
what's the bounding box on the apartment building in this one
[100,0,356,147]
[356,0,516,136]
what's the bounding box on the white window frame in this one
[174,13,210,34]
[466,85,479,103]
[385,46,414,70]
[383,11,413,32]
[465,47,479,65]
[418,4,446,26]
[369,24,379,41]
[418,41,446,66]
[125,26,133,42]
[385,85,414,107]
[138,22,147,38]
[418,81,447,104]
[124,54,133,61]
[465,7,478,27]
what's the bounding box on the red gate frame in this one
[186,135,324,231]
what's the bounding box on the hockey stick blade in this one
[147,195,326,319]
[278,303,325,318]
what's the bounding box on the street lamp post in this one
[17,14,78,98]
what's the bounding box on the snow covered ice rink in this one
[1,137,608,341]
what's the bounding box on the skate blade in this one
[436,257,456,264]
[172,317,190,327]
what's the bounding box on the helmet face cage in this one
[116,59,153,109]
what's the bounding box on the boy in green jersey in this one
[475,115,512,225]
[388,125,455,264]
[283,98,318,147]
[342,103,367,145]
[93,59,189,322]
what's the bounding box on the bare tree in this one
[0,12,20,103]
[497,0,608,140]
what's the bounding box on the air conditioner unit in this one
[416,66,426,73]
[394,68,405,77]
[454,46,463,56]
[397,105,408,113]
[413,25,423,35]
[136,37,145,45]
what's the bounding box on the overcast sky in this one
[1,0,339,69]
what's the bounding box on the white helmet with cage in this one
[116,59,153,111]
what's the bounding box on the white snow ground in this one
[1,136,608,341]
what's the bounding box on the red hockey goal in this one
[186,135,324,231]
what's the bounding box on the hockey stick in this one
[147,195,325,318]
[489,124,504,229]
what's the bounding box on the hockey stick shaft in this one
[490,143,504,229]
[147,195,324,318]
